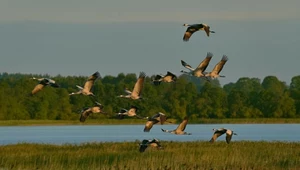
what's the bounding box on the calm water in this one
[0,124,299,145]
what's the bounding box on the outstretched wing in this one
[131,72,146,97]
[139,140,150,152]
[154,75,163,81]
[152,75,162,85]
[31,83,45,95]
[144,121,154,132]
[166,72,177,79]
[119,109,128,114]
[226,134,233,144]
[181,60,194,71]
[183,25,199,41]
[204,25,211,37]
[79,108,92,122]
[163,72,177,83]
[128,106,138,116]
[195,52,213,73]
[46,78,60,88]
[176,117,188,132]
[209,129,227,143]
[225,129,234,144]
[158,113,166,125]
[211,55,228,75]
[83,71,100,91]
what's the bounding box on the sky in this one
[0,0,299,86]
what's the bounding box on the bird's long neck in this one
[180,70,190,74]
[119,94,130,98]
[76,85,83,89]
[31,77,44,81]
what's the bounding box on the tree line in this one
[0,72,299,121]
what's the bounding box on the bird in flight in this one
[116,105,145,119]
[118,72,146,100]
[204,55,228,79]
[161,116,191,135]
[143,112,167,132]
[79,101,106,122]
[182,23,215,41]
[139,138,164,152]
[30,77,59,95]
[69,71,100,97]
[181,52,213,79]
[209,128,237,144]
[152,71,177,86]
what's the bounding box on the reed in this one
[0,141,299,170]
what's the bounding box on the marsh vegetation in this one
[0,141,299,169]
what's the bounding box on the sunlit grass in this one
[0,118,300,126]
[0,141,299,169]
[189,118,300,124]
[0,119,147,126]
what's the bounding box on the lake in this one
[0,124,299,145]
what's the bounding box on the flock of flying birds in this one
[29,23,235,152]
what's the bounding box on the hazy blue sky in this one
[0,0,299,86]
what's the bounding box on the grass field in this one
[0,118,300,126]
[0,141,299,170]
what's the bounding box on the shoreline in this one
[0,118,299,126]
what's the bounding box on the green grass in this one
[0,118,300,126]
[189,118,300,124]
[0,141,299,170]
[0,119,147,126]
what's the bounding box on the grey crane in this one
[30,77,59,95]
[118,72,146,100]
[79,101,106,122]
[69,71,100,96]
[143,112,167,132]
[161,116,191,135]
[181,52,213,78]
[152,71,177,86]
[205,55,228,79]
[116,105,145,119]
[209,128,237,144]
[182,23,215,41]
[139,138,164,152]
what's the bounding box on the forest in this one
[0,72,300,121]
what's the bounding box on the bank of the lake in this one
[0,118,300,126]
